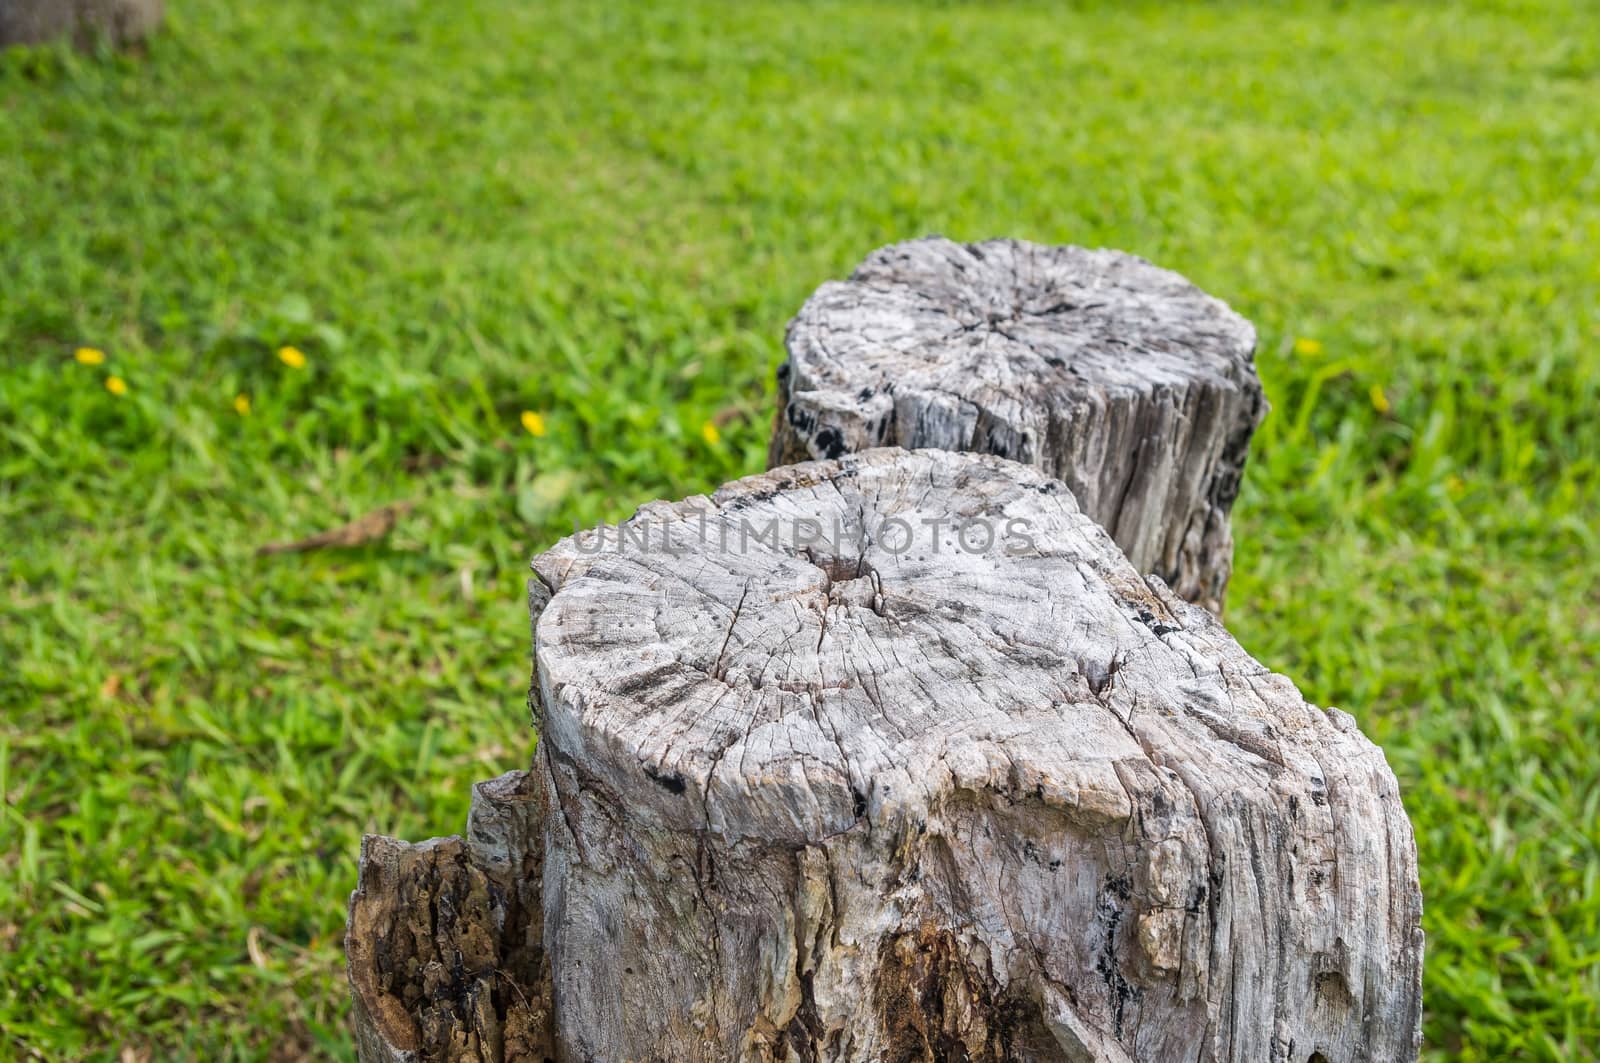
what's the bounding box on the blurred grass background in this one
[1,0,1597,1059]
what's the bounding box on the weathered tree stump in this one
[0,0,163,48]
[770,237,1265,614]
[352,448,1423,1062]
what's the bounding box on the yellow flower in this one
[521,410,547,437]
[1368,384,1391,414]
[75,347,106,365]
[105,376,128,396]
[234,393,251,416]
[700,421,721,445]
[1446,475,1465,497]
[1293,337,1323,356]
[277,346,307,369]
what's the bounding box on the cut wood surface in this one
[770,237,1265,613]
[455,447,1419,1062]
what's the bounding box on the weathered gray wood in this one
[346,771,554,1063]
[520,448,1421,1061]
[770,237,1265,614]
[0,0,163,47]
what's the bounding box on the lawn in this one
[1,0,1596,1059]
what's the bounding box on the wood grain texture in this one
[769,237,1265,613]
[525,448,1421,1062]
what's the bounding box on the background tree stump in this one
[0,0,163,48]
[769,238,1265,613]
[512,448,1421,1061]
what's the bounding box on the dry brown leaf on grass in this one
[711,403,752,428]
[255,502,415,556]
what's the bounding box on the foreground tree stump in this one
[352,448,1422,1062]
[770,237,1265,613]
[0,0,163,48]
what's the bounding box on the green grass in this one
[1,0,1596,1058]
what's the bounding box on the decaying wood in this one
[770,237,1265,613]
[516,448,1422,1061]
[346,771,554,1063]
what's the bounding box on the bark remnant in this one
[346,772,554,1063]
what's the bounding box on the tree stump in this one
[0,0,164,48]
[347,448,1420,1062]
[769,237,1265,614]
